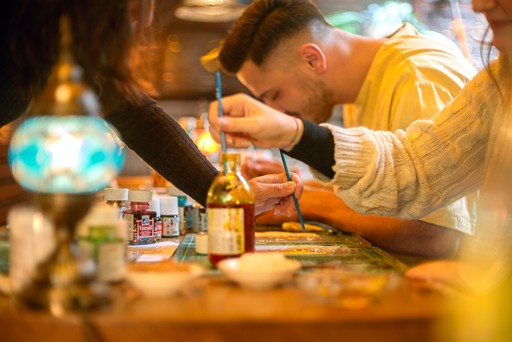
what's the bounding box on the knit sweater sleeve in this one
[311,64,502,219]
[105,94,218,206]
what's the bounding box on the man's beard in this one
[296,75,336,123]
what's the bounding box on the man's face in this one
[237,60,336,123]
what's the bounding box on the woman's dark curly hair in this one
[7,0,151,112]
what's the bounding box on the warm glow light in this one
[55,85,72,102]
[195,130,218,154]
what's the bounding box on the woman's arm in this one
[105,94,218,206]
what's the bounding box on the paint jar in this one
[150,196,162,241]
[123,190,156,245]
[79,203,126,283]
[160,196,180,238]
[104,187,128,219]
[167,186,189,235]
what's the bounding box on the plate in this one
[126,261,203,297]
[218,253,301,290]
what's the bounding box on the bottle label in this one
[137,215,154,238]
[162,215,180,237]
[155,218,162,241]
[207,208,245,255]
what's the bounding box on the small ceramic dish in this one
[126,261,203,298]
[218,252,302,290]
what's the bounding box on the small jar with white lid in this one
[123,190,156,245]
[160,196,180,238]
[104,187,128,219]
[150,196,162,241]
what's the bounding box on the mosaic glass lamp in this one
[7,17,124,313]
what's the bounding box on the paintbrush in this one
[279,151,306,231]
[200,47,227,153]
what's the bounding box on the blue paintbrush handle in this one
[215,71,227,153]
[279,150,306,231]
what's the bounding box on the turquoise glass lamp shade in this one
[8,116,124,194]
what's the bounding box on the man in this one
[216,0,478,258]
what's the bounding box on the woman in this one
[0,0,302,216]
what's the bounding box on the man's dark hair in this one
[219,0,329,74]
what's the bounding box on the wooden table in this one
[0,233,450,342]
[0,276,448,342]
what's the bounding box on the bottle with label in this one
[160,195,180,238]
[167,186,189,235]
[104,187,128,219]
[123,190,156,245]
[207,153,255,265]
[150,196,162,241]
[78,203,126,283]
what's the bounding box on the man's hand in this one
[249,172,303,216]
[208,94,303,149]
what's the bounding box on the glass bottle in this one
[150,196,162,241]
[160,195,180,238]
[123,190,156,245]
[104,187,128,219]
[78,203,126,283]
[207,153,255,265]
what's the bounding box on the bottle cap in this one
[177,195,188,206]
[160,195,179,216]
[128,190,152,203]
[150,197,161,216]
[104,187,128,201]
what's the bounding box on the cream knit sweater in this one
[313,57,506,220]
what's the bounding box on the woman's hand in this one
[405,261,474,296]
[249,172,303,216]
[208,94,303,150]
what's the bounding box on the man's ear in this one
[299,44,327,73]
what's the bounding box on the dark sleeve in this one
[285,118,336,179]
[105,95,218,206]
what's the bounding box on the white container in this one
[7,206,55,294]
[160,196,180,238]
[79,203,126,283]
[195,234,208,254]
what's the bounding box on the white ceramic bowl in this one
[218,253,301,290]
[126,263,203,298]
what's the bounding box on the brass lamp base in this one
[16,193,111,315]
[17,275,112,314]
